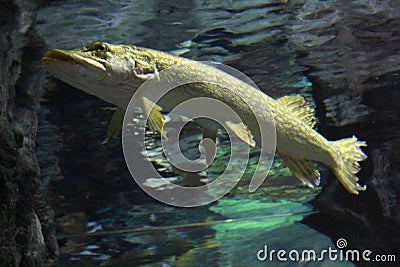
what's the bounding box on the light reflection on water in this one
[42,106,336,266]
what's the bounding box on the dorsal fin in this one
[277,95,316,128]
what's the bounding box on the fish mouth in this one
[42,49,106,72]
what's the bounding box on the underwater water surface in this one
[33,0,400,266]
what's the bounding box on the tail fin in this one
[331,136,367,194]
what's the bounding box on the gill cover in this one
[130,47,160,80]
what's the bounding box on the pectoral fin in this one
[279,153,320,188]
[102,107,124,144]
[225,121,256,147]
[141,96,166,137]
[203,128,218,165]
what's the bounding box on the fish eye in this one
[83,42,108,53]
[97,44,106,51]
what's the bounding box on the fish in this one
[41,42,367,194]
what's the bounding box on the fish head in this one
[42,42,160,107]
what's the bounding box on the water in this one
[34,0,400,266]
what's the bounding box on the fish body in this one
[42,42,367,194]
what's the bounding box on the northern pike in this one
[41,42,367,194]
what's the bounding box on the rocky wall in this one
[0,0,57,266]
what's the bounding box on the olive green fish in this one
[41,42,367,194]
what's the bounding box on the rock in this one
[0,0,58,266]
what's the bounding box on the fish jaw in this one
[41,42,160,107]
[43,48,107,72]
